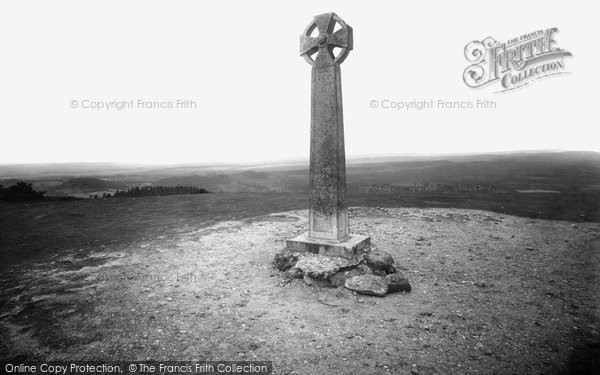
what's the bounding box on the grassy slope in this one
[1,191,598,268]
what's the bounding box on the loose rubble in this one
[274,246,411,297]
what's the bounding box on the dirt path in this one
[1,207,598,374]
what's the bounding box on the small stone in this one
[286,267,303,279]
[475,342,485,350]
[364,249,396,275]
[166,297,173,301]
[344,275,388,297]
[386,273,411,293]
[302,274,329,288]
[329,264,372,287]
[525,246,535,251]
[273,250,301,271]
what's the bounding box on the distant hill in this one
[1,151,597,179]
[43,177,129,197]
[0,151,598,222]
[1,151,599,196]
[346,152,600,193]
[156,171,281,193]
[57,177,114,191]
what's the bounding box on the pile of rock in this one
[274,247,411,297]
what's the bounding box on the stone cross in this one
[287,13,370,259]
[300,12,353,241]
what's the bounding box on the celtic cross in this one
[300,13,353,241]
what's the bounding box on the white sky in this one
[0,0,598,164]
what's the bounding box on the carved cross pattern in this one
[300,13,353,67]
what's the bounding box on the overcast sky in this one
[0,0,597,164]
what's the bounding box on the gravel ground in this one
[1,207,598,374]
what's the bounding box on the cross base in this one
[286,232,371,260]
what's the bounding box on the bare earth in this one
[1,207,599,374]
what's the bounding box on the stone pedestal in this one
[286,232,370,260]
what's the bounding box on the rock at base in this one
[364,249,396,275]
[303,274,331,287]
[285,267,303,279]
[329,264,373,287]
[294,253,361,279]
[274,250,301,271]
[274,244,412,295]
[344,275,389,297]
[386,273,412,293]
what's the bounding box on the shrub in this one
[0,182,45,202]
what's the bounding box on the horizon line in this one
[1,149,598,168]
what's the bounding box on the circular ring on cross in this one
[300,13,353,67]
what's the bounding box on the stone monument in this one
[286,12,370,259]
[274,13,411,296]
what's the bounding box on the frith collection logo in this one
[463,28,572,92]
